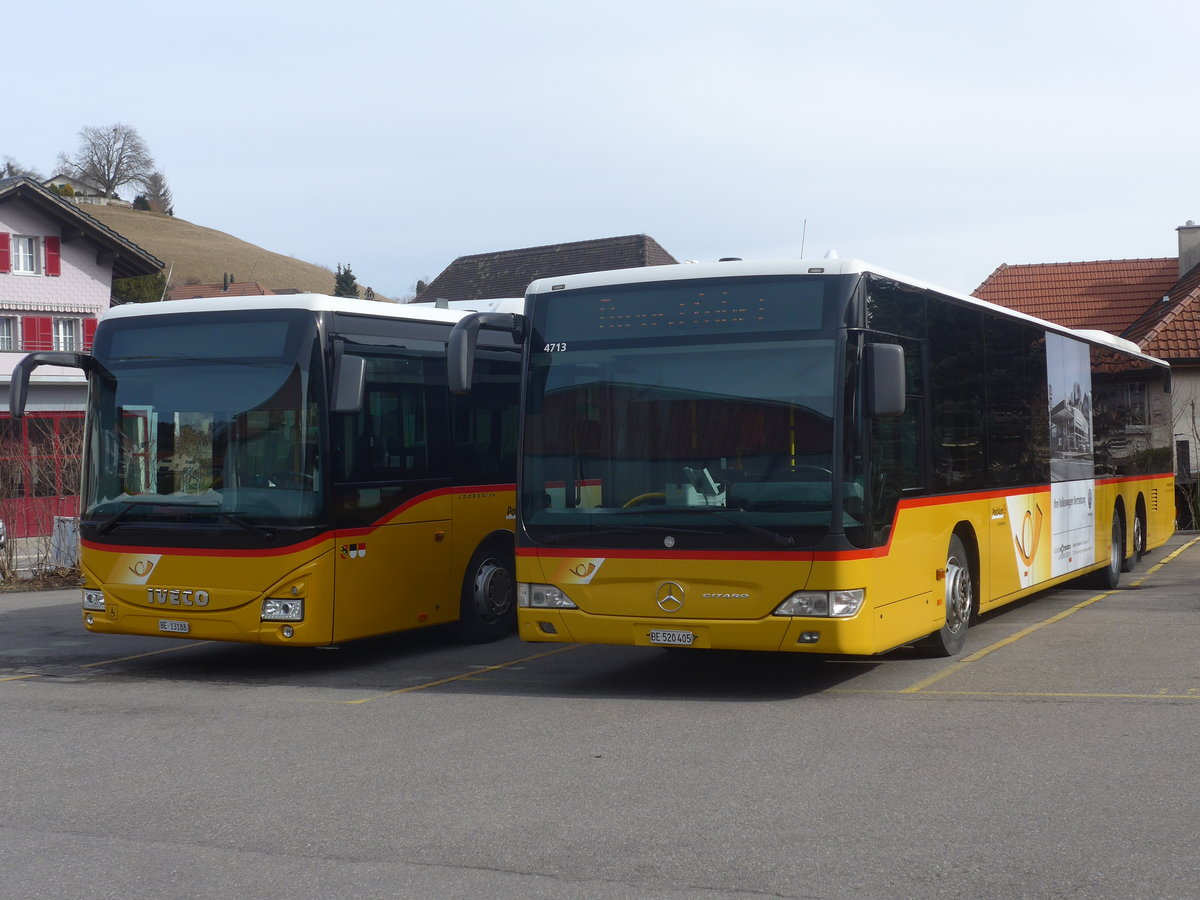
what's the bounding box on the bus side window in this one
[337,352,448,483]
[451,356,519,486]
[927,303,985,490]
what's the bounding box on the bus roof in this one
[525,258,1168,368]
[100,294,524,326]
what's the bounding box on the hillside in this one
[80,204,353,296]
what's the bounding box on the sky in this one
[7,0,1199,299]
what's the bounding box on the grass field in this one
[81,204,385,298]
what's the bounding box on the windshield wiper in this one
[93,502,274,540]
[614,506,796,547]
[94,501,153,535]
[178,505,275,540]
[212,510,275,541]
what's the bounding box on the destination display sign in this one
[535,276,833,343]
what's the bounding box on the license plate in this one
[649,629,695,646]
[158,619,190,634]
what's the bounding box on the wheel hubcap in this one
[1111,521,1121,575]
[472,559,513,623]
[945,556,971,633]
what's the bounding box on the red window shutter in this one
[0,233,10,273]
[83,318,98,350]
[45,236,61,276]
[25,316,53,351]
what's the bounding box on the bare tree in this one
[138,170,175,215]
[57,123,155,199]
[2,156,43,179]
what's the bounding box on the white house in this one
[1,175,161,538]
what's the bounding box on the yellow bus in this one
[449,259,1173,657]
[10,295,523,645]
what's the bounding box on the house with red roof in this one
[413,234,678,304]
[974,222,1200,524]
[1,176,162,540]
[169,278,277,300]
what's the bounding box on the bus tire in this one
[1122,504,1146,572]
[1090,512,1123,589]
[917,533,973,657]
[454,540,516,643]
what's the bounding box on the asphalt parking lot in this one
[2,535,1198,899]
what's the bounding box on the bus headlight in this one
[262,597,304,621]
[517,583,578,609]
[773,589,864,618]
[82,589,106,611]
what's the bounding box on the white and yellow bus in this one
[450,259,1173,656]
[10,295,523,645]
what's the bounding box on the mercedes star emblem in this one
[656,581,685,613]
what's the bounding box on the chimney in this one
[1178,221,1200,278]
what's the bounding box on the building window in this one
[52,317,81,351]
[12,236,40,275]
[0,316,16,351]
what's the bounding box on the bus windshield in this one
[521,275,856,550]
[83,309,325,531]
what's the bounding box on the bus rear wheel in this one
[1091,512,1123,589]
[1122,508,1145,572]
[454,542,516,643]
[917,534,973,657]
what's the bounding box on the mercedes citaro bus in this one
[448,258,1172,657]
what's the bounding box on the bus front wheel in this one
[454,542,516,643]
[918,534,973,657]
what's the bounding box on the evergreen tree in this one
[139,170,175,215]
[334,263,360,298]
[112,272,168,303]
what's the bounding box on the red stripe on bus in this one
[518,475,1173,563]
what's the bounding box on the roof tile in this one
[169,282,274,300]
[414,234,678,303]
[972,258,1179,335]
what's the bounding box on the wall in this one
[0,200,111,381]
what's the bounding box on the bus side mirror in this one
[332,353,366,413]
[448,312,526,394]
[866,343,905,417]
[8,351,98,418]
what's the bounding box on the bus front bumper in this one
[517,608,879,655]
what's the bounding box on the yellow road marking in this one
[0,640,208,684]
[901,536,1200,694]
[79,642,208,668]
[342,643,582,704]
[1127,536,1200,585]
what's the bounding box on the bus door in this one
[332,350,454,641]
